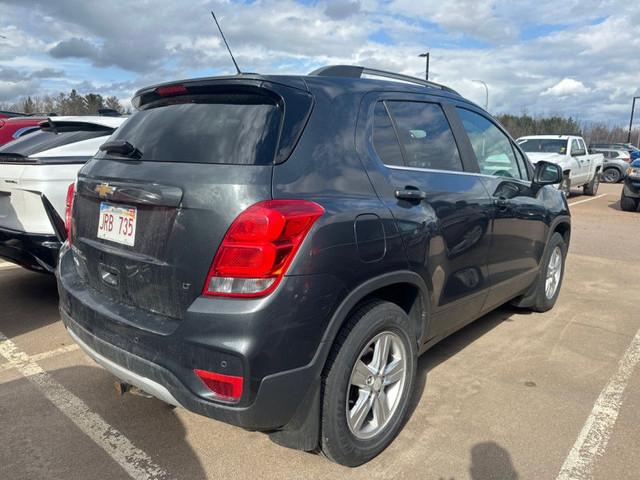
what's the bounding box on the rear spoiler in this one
[39,118,117,133]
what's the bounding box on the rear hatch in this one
[70,78,313,320]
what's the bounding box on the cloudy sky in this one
[1,0,639,125]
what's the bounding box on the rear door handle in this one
[394,189,427,200]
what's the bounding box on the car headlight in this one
[627,167,640,180]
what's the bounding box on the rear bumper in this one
[0,226,60,272]
[57,244,343,431]
[61,308,322,430]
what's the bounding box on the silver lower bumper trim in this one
[67,327,183,408]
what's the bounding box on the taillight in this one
[195,369,243,402]
[623,157,630,162]
[65,183,75,243]
[203,200,324,297]
[155,84,188,96]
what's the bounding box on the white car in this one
[0,115,126,272]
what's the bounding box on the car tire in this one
[320,300,417,466]
[583,172,600,196]
[530,232,567,312]
[559,176,571,198]
[620,191,639,212]
[602,168,621,184]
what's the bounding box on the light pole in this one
[627,96,640,143]
[472,80,489,111]
[418,52,429,81]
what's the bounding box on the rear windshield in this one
[518,139,567,154]
[0,129,113,157]
[97,93,282,165]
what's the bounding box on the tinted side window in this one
[456,108,523,180]
[372,102,404,166]
[386,101,463,172]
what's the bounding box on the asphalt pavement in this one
[1,182,638,479]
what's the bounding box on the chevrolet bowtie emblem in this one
[95,183,115,197]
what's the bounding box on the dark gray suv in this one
[57,66,570,466]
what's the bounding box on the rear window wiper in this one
[99,139,142,159]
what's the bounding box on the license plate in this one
[97,203,137,246]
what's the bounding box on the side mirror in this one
[571,148,586,156]
[533,161,562,185]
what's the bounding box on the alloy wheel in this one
[545,246,562,299]
[346,331,408,440]
[603,169,620,183]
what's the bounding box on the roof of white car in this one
[41,115,127,128]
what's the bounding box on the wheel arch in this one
[511,217,570,309]
[321,272,431,361]
[549,216,571,249]
[268,271,431,451]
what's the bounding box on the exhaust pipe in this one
[114,380,153,398]
[114,381,130,395]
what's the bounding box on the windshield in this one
[518,139,568,154]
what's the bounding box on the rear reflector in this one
[203,200,324,297]
[65,182,75,244]
[155,84,188,96]
[195,369,243,402]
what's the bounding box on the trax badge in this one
[95,183,115,197]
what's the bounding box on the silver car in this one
[590,148,632,183]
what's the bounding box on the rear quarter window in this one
[372,102,404,166]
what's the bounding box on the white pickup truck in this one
[516,135,603,197]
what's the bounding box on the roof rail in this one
[309,65,459,95]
